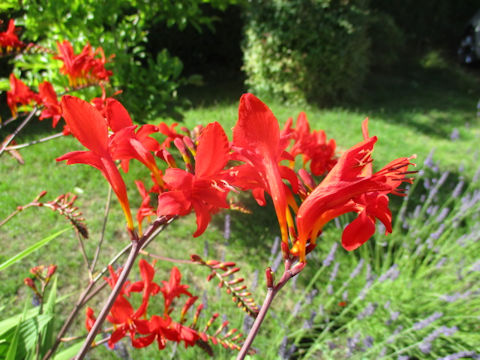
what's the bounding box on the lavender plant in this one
[266,154,480,359]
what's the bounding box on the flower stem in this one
[236,260,305,359]
[4,132,64,150]
[0,107,37,156]
[75,240,141,359]
[236,287,275,360]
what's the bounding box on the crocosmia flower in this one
[56,95,134,230]
[282,112,337,176]
[38,81,62,127]
[6,74,39,117]
[54,40,113,87]
[0,19,24,53]
[231,93,298,246]
[292,120,415,262]
[157,121,231,237]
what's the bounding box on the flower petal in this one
[195,122,230,178]
[61,95,108,154]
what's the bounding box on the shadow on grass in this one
[343,60,480,139]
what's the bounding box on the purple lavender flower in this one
[323,242,338,267]
[419,340,432,354]
[413,311,443,330]
[278,336,289,359]
[435,208,450,223]
[347,332,361,355]
[350,259,364,279]
[436,257,447,269]
[327,283,333,295]
[272,251,283,272]
[452,180,464,198]
[358,279,373,300]
[329,262,340,282]
[202,290,208,309]
[203,240,209,258]
[223,214,231,240]
[424,149,436,168]
[357,302,378,320]
[243,314,254,333]
[378,264,400,282]
[437,351,480,360]
[269,236,280,263]
[363,335,374,348]
[450,128,460,141]
[250,269,259,291]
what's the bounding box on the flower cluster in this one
[0,19,25,54]
[2,19,111,124]
[24,264,57,303]
[58,92,415,264]
[54,40,113,87]
[88,260,245,352]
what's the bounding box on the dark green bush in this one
[242,0,370,105]
[370,0,479,52]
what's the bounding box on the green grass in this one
[1,55,480,359]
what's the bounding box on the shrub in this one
[0,0,236,122]
[242,0,370,105]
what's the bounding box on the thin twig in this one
[75,230,92,280]
[43,216,173,360]
[0,107,37,156]
[4,132,64,150]
[139,250,195,264]
[0,208,22,227]
[0,114,20,129]
[75,240,141,359]
[236,260,305,360]
[75,216,172,360]
[90,186,112,274]
[81,281,108,306]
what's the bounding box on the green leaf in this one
[0,228,69,272]
[0,292,73,338]
[4,310,23,360]
[39,277,57,357]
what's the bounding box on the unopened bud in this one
[24,277,36,288]
[290,262,306,277]
[281,242,291,260]
[46,265,57,278]
[265,267,274,288]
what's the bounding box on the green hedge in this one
[243,0,370,105]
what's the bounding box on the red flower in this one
[38,81,62,128]
[107,295,147,348]
[157,122,184,149]
[56,95,134,230]
[85,307,96,332]
[157,122,231,237]
[293,120,415,261]
[135,180,156,235]
[134,314,176,349]
[6,74,39,117]
[282,112,337,176]
[54,40,112,86]
[105,259,161,349]
[231,93,298,245]
[160,266,192,313]
[0,19,24,53]
[106,99,163,185]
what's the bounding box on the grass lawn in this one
[0,54,480,359]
